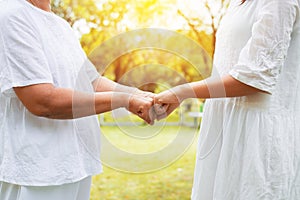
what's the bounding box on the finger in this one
[146,107,156,125]
[154,96,174,105]
[144,92,156,99]
[142,113,153,125]
[137,110,143,117]
[136,90,156,100]
[153,95,162,104]
[156,103,178,121]
[156,106,173,121]
[138,105,144,113]
[149,106,157,124]
[138,103,155,125]
[136,110,149,124]
[153,103,169,116]
[144,97,154,102]
[156,113,168,121]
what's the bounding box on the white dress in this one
[192,0,300,199]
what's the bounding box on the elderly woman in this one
[0,0,155,200]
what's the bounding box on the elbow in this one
[27,98,73,119]
[26,95,64,118]
[28,104,55,118]
[14,84,72,119]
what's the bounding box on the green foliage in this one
[51,0,222,92]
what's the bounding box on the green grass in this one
[90,126,199,200]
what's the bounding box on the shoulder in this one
[0,0,33,28]
[255,0,299,21]
[0,0,27,19]
[51,13,74,31]
[257,0,299,7]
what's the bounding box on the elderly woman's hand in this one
[127,94,156,125]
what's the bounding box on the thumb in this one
[154,95,163,104]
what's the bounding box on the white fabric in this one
[0,176,92,200]
[0,0,102,186]
[192,0,300,199]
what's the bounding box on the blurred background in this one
[50,0,230,199]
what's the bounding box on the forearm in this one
[14,81,154,123]
[47,89,129,119]
[175,75,265,101]
[93,76,137,93]
[15,85,129,120]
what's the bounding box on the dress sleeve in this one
[229,0,298,94]
[0,11,53,96]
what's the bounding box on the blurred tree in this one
[178,0,230,56]
[51,0,128,53]
[51,0,220,92]
[51,0,76,25]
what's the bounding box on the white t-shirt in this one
[0,0,102,186]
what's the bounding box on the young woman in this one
[155,0,300,199]
[0,0,155,199]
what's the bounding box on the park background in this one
[50,0,230,199]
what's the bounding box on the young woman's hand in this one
[154,90,181,121]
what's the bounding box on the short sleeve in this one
[229,0,298,94]
[83,58,100,83]
[0,11,53,96]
